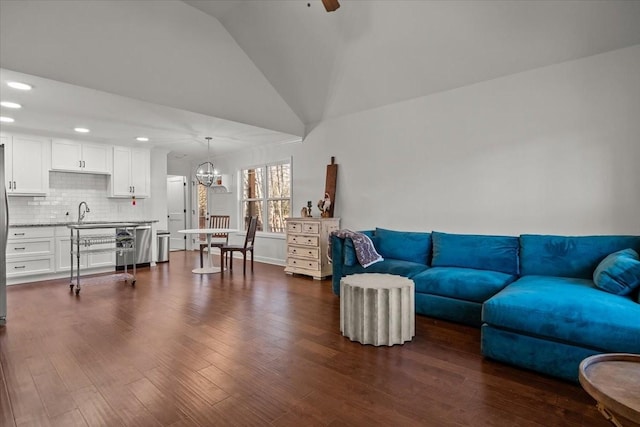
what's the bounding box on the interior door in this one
[167,176,186,251]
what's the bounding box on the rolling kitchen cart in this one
[67,223,138,295]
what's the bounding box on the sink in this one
[67,222,139,230]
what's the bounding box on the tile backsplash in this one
[8,171,146,224]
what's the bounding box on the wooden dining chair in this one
[199,215,230,268]
[220,216,257,275]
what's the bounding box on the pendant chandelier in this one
[196,137,216,187]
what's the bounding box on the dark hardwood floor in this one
[0,251,607,426]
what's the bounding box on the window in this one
[197,183,208,241]
[241,160,291,233]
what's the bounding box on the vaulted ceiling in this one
[190,0,640,125]
[1,1,640,159]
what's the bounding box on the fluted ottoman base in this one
[340,273,415,346]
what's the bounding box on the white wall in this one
[171,45,640,265]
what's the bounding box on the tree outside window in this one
[241,161,291,233]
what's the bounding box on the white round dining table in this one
[178,228,237,274]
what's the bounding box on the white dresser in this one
[284,217,340,280]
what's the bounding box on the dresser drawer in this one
[287,222,302,233]
[8,227,55,240]
[287,235,319,247]
[7,257,54,277]
[301,222,320,234]
[287,258,320,271]
[287,245,319,259]
[6,238,54,258]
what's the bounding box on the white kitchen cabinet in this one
[55,228,115,272]
[110,146,150,198]
[51,139,111,174]
[1,133,50,196]
[6,227,55,278]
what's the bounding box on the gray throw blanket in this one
[329,229,383,268]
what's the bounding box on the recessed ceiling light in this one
[7,81,32,91]
[0,116,15,123]
[136,137,149,142]
[74,127,90,133]
[0,101,22,109]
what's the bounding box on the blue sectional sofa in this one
[330,229,640,381]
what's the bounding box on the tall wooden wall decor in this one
[325,157,338,218]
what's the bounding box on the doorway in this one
[166,175,187,251]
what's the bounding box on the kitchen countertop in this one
[9,220,159,228]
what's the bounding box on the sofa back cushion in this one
[519,234,640,279]
[374,228,431,264]
[343,230,375,267]
[431,231,519,275]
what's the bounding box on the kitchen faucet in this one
[78,201,90,222]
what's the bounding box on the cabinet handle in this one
[82,160,85,167]
[79,160,82,167]
[133,186,135,193]
[13,233,25,236]
[8,181,11,190]
[14,247,26,250]
[14,265,26,269]
[13,181,16,190]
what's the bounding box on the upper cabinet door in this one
[111,146,132,197]
[51,139,111,174]
[131,148,150,198]
[10,136,49,195]
[51,139,82,172]
[82,143,111,174]
[109,146,150,198]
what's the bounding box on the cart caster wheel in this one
[131,280,136,286]
[70,284,74,291]
[75,288,80,296]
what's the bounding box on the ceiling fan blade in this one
[321,0,340,12]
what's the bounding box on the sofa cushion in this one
[343,258,428,279]
[374,228,431,264]
[483,276,640,353]
[413,267,516,303]
[431,231,519,275]
[593,248,640,295]
[344,239,357,266]
[338,230,375,267]
[519,234,640,279]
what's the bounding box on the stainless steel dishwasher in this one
[116,225,152,269]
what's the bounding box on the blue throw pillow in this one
[374,228,431,264]
[593,248,640,296]
[432,231,519,275]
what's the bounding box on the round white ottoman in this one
[340,273,415,346]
